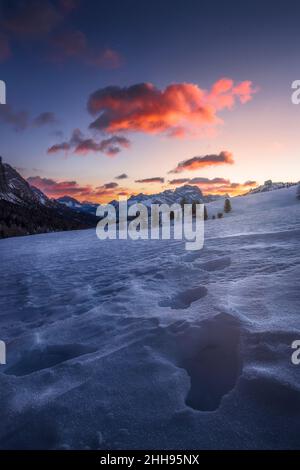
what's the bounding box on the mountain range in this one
[0,157,99,238]
[0,158,214,239]
[56,196,98,215]
[1,156,298,239]
[57,180,300,214]
[57,185,225,214]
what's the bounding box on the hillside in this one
[246,179,297,195]
[0,157,99,238]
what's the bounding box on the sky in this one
[0,0,300,202]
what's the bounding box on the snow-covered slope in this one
[0,186,299,449]
[247,179,297,195]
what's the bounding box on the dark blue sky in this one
[0,0,299,201]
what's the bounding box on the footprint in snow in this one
[159,286,208,309]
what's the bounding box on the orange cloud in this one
[27,175,131,203]
[87,79,257,137]
[170,151,234,173]
[168,177,257,196]
[27,176,93,198]
[202,181,257,196]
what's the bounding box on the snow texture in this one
[0,186,299,449]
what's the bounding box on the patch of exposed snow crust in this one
[0,186,299,449]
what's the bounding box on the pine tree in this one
[191,200,197,215]
[224,198,232,213]
[180,197,188,208]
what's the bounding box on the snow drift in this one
[0,185,299,449]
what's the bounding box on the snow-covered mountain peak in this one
[123,184,204,208]
[0,159,54,207]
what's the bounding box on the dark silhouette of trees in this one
[224,198,232,213]
[0,199,98,239]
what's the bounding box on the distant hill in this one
[56,196,98,216]
[246,179,298,195]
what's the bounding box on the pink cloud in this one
[27,175,129,202]
[87,79,257,137]
[27,176,92,198]
[47,129,130,157]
